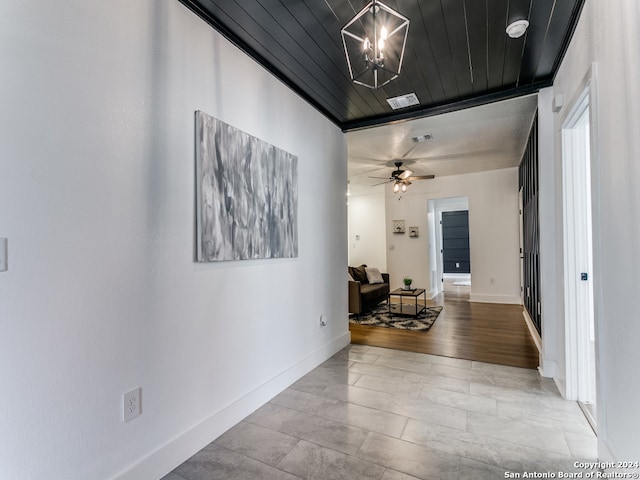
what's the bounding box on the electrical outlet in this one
[122,387,141,422]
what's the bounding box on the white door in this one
[562,90,597,428]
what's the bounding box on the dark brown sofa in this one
[348,264,390,315]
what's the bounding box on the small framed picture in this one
[393,220,405,233]
[409,226,419,237]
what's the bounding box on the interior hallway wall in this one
[542,0,640,463]
[385,168,521,304]
[0,1,348,479]
[347,190,387,271]
[537,87,561,379]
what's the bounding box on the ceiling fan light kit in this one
[341,0,410,90]
[371,161,434,194]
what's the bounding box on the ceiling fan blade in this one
[407,175,435,180]
[368,176,392,180]
[398,169,413,180]
[371,180,392,186]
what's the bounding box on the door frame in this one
[429,196,469,295]
[559,65,601,432]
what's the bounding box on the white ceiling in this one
[347,94,538,195]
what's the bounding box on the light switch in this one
[0,238,7,272]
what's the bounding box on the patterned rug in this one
[349,303,443,332]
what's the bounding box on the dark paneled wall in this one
[442,211,471,274]
[519,114,541,335]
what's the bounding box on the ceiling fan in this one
[370,161,435,192]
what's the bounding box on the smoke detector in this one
[506,20,529,39]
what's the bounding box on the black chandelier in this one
[341,0,410,90]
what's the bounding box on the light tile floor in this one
[164,344,597,480]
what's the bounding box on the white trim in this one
[561,72,596,404]
[443,273,471,280]
[426,288,439,300]
[113,332,351,480]
[522,309,542,354]
[469,294,522,305]
[598,438,616,463]
[554,375,567,399]
[578,401,597,434]
[539,359,557,379]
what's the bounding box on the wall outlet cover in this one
[123,387,142,422]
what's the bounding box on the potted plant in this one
[403,277,413,290]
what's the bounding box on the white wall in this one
[541,0,640,463]
[385,168,521,304]
[0,2,348,479]
[537,87,562,379]
[347,191,387,271]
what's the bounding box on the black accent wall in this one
[442,211,471,274]
[519,114,541,335]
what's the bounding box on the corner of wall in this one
[115,332,350,480]
[597,438,615,463]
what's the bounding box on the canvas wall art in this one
[195,111,298,262]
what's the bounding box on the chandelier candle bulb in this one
[341,0,410,89]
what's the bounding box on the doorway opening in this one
[562,88,597,430]
[428,197,470,295]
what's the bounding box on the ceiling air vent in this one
[412,133,432,143]
[386,93,420,110]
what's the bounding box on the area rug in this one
[452,280,471,286]
[349,303,443,332]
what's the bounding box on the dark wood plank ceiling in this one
[178,0,585,131]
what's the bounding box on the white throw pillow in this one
[365,267,384,284]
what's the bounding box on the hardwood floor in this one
[349,279,539,369]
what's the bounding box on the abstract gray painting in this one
[195,111,298,262]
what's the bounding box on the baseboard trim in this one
[522,309,542,354]
[443,273,470,279]
[469,294,522,305]
[113,331,351,480]
[554,376,566,398]
[539,359,557,379]
[427,288,439,300]
[598,438,615,463]
[553,361,567,399]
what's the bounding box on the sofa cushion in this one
[360,283,389,306]
[365,267,384,284]
[348,271,355,282]
[350,265,368,283]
